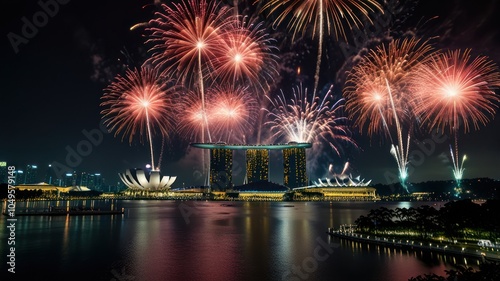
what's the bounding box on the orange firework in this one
[413,49,500,134]
[259,0,383,42]
[259,0,383,93]
[100,66,177,170]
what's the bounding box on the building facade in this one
[191,143,312,189]
[245,149,269,184]
[210,148,233,191]
[283,148,307,188]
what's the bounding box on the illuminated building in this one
[15,170,25,184]
[65,171,77,187]
[119,169,176,190]
[283,147,307,188]
[246,149,269,183]
[191,142,312,188]
[44,164,56,185]
[210,148,233,191]
[0,161,7,183]
[87,173,103,190]
[24,164,38,184]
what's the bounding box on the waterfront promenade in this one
[327,226,500,262]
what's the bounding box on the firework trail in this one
[412,49,500,187]
[265,84,357,174]
[344,38,434,191]
[210,15,280,144]
[146,0,236,185]
[259,0,383,94]
[146,0,235,144]
[100,66,177,171]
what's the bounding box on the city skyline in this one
[2,0,500,188]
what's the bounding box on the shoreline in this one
[327,228,500,262]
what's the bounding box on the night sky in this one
[1,0,500,187]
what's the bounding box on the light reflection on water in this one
[0,200,476,281]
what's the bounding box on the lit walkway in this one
[327,227,500,262]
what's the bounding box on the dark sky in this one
[1,0,500,187]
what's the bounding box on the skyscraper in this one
[64,172,77,187]
[80,172,89,187]
[210,148,233,191]
[283,147,307,188]
[44,164,56,184]
[15,170,25,185]
[0,162,7,184]
[246,149,269,183]
[24,164,38,184]
[88,173,103,190]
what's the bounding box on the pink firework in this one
[177,86,258,143]
[344,38,435,136]
[176,88,208,141]
[212,16,278,93]
[413,49,500,134]
[208,85,259,142]
[100,66,177,170]
[343,38,434,190]
[412,49,500,185]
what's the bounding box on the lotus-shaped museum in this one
[119,168,176,190]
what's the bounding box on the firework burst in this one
[212,16,279,94]
[208,85,259,143]
[146,0,236,148]
[146,0,233,84]
[265,84,357,156]
[100,66,177,170]
[412,49,500,188]
[344,38,434,191]
[259,0,383,94]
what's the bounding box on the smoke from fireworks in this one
[100,66,177,171]
[412,49,500,187]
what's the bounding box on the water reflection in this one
[0,200,479,280]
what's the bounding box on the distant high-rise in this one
[246,149,269,183]
[210,148,233,191]
[88,173,103,190]
[80,172,89,187]
[283,147,307,188]
[0,162,7,184]
[64,171,77,187]
[44,164,56,185]
[24,164,38,184]
[15,170,25,185]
